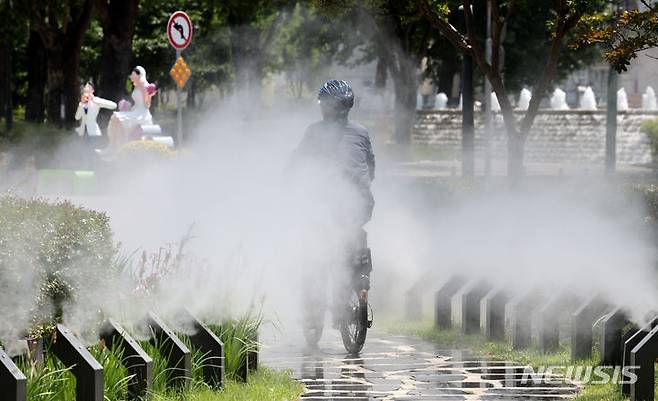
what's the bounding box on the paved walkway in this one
[261,328,581,401]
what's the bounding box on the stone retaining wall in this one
[413,110,658,165]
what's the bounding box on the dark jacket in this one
[290,118,376,225]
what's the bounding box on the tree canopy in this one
[0,0,613,145]
[574,1,658,73]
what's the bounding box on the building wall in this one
[413,110,656,165]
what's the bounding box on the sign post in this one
[167,11,193,148]
[176,49,182,148]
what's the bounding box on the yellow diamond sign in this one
[170,56,191,89]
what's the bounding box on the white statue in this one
[435,92,448,110]
[490,92,501,111]
[643,86,657,110]
[103,66,157,153]
[617,88,629,111]
[75,83,117,138]
[550,88,569,110]
[517,88,531,111]
[579,86,597,110]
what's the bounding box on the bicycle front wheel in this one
[340,291,368,354]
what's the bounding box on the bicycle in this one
[303,233,373,355]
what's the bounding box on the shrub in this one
[0,196,117,338]
[632,184,658,223]
[116,140,176,164]
[0,120,70,150]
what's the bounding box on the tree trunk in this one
[392,55,418,144]
[97,0,139,104]
[4,39,12,132]
[230,25,258,96]
[45,41,84,128]
[62,42,83,128]
[0,31,8,134]
[506,132,525,179]
[605,67,618,175]
[46,46,65,127]
[0,1,11,134]
[462,54,474,177]
[39,0,94,128]
[375,54,387,90]
[186,76,196,109]
[25,30,47,123]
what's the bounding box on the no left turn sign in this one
[167,11,193,50]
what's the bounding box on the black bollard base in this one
[179,309,225,389]
[536,293,578,353]
[480,287,509,341]
[100,320,153,398]
[0,347,27,401]
[600,308,633,366]
[571,294,609,361]
[237,352,249,382]
[434,275,467,329]
[452,280,491,334]
[630,325,658,401]
[405,287,422,321]
[48,324,104,401]
[247,333,258,373]
[622,316,658,396]
[506,290,545,350]
[146,312,192,390]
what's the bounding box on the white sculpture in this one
[643,86,657,110]
[579,86,597,110]
[550,88,569,110]
[617,88,629,111]
[517,88,531,111]
[416,93,424,110]
[435,92,448,110]
[75,83,117,138]
[490,92,501,111]
[102,66,158,153]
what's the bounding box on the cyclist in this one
[290,80,375,331]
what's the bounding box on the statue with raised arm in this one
[75,83,117,141]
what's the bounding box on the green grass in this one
[16,352,75,401]
[385,319,630,401]
[573,381,626,401]
[90,344,134,400]
[152,368,303,401]
[387,319,590,367]
[139,338,187,396]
